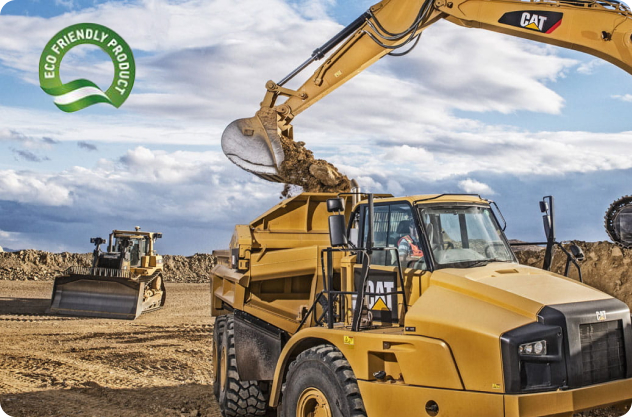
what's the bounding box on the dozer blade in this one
[48,274,164,320]
[221,113,286,183]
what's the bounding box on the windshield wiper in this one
[468,259,512,268]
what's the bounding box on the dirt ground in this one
[0,282,221,417]
[0,277,627,417]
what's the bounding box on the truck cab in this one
[211,193,632,417]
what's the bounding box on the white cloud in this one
[0,0,577,124]
[0,170,72,206]
[577,59,606,75]
[612,94,632,102]
[0,146,282,222]
[458,178,496,196]
[54,0,75,9]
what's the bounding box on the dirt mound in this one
[514,241,632,310]
[162,254,216,283]
[0,250,216,283]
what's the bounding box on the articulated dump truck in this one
[210,193,632,417]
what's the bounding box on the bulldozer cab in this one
[110,235,146,268]
[106,230,161,271]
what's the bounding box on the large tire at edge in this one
[282,344,367,417]
[218,314,267,417]
[212,315,227,401]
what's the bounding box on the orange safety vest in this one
[398,235,424,257]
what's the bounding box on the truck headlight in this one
[519,340,547,356]
[501,323,565,393]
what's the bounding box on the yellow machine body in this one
[50,229,166,320]
[211,193,632,416]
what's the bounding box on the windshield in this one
[114,237,147,267]
[418,205,515,268]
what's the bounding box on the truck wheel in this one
[212,315,227,401]
[218,314,267,416]
[282,345,366,417]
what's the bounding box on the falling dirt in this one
[256,108,351,197]
[278,137,351,196]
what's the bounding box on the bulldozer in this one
[49,228,166,319]
[211,193,632,417]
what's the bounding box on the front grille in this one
[580,320,626,386]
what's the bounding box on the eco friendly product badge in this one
[39,23,135,113]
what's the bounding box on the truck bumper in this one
[505,378,632,417]
[358,378,632,417]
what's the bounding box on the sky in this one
[0,0,632,254]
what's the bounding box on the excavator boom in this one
[222,0,632,181]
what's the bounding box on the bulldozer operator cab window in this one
[361,203,426,270]
[114,237,146,267]
[418,205,515,268]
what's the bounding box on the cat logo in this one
[499,11,563,34]
[371,297,390,312]
[521,13,548,31]
[596,310,607,321]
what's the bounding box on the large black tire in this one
[212,315,227,401]
[281,345,367,417]
[218,314,267,417]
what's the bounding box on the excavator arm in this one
[222,0,632,183]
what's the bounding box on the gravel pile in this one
[514,241,632,310]
[0,250,216,283]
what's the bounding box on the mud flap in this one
[49,274,146,320]
[233,309,286,381]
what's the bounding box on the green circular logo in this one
[39,23,135,113]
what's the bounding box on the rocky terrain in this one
[3,240,632,309]
[514,241,632,310]
[0,250,216,283]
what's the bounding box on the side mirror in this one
[329,214,348,247]
[540,196,555,242]
[327,198,345,213]
[570,243,585,262]
[154,233,163,239]
[90,237,105,245]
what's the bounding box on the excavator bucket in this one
[49,268,166,320]
[221,114,286,183]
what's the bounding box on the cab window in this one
[361,203,422,267]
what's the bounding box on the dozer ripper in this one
[222,0,632,184]
[49,228,166,319]
[211,193,632,417]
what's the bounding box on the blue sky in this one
[1,0,632,254]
